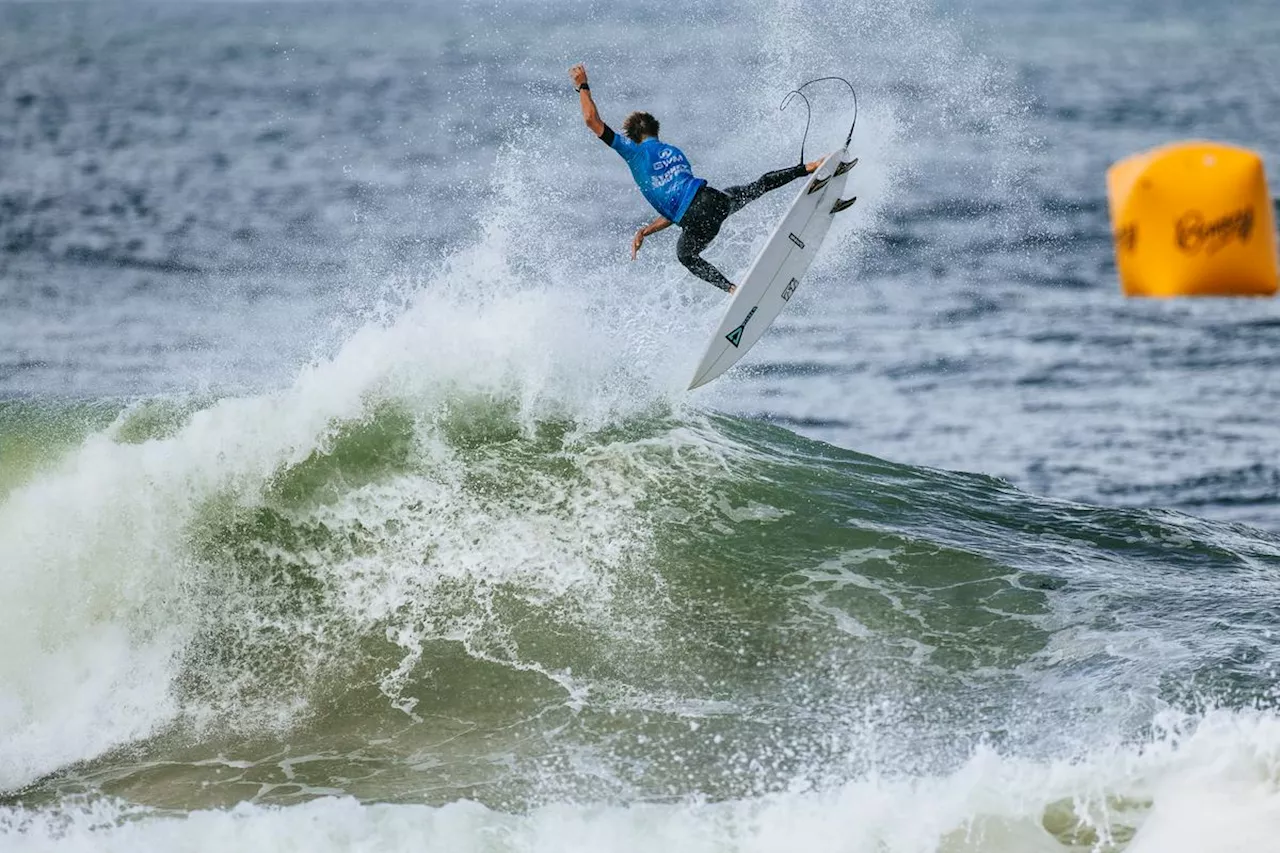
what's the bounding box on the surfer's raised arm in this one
[569,62,823,295]
[569,63,604,137]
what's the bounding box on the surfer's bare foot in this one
[805,159,822,173]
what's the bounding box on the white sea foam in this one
[0,214,735,790]
[5,708,1280,853]
[0,1,1233,849]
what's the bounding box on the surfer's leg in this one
[674,188,735,292]
[724,163,809,214]
[676,227,734,293]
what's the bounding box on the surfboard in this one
[687,149,857,390]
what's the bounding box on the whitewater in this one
[4,0,1280,851]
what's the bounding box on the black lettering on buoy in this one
[1114,223,1138,253]
[1175,208,1254,255]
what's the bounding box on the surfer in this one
[570,63,820,294]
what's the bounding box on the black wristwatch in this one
[576,83,590,92]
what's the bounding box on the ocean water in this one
[3,0,1280,850]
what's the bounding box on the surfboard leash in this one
[779,76,859,164]
[779,89,812,165]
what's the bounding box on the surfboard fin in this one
[831,196,858,213]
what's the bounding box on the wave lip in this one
[0,264,718,793]
[5,340,1280,805]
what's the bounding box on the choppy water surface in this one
[2,1,1280,850]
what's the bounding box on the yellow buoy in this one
[1106,141,1278,297]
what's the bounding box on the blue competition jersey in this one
[604,129,706,224]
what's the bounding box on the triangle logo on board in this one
[725,325,745,348]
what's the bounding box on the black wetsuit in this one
[673,164,809,291]
[598,124,808,292]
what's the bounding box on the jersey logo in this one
[789,233,805,249]
[725,306,758,348]
[652,148,684,172]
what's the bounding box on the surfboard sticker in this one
[725,305,758,348]
[688,148,856,390]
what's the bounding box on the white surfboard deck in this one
[688,148,856,390]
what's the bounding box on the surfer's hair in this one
[623,111,660,142]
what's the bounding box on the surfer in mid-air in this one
[570,63,820,294]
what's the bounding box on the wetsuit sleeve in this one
[599,123,639,160]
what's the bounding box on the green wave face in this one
[3,393,1279,813]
